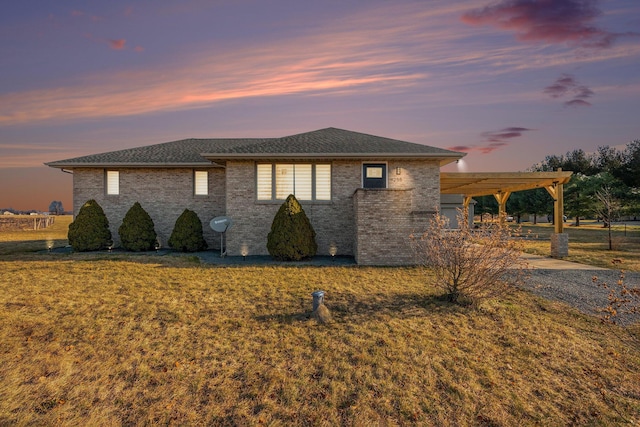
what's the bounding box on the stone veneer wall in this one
[72,167,225,248]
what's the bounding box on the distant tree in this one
[564,173,595,226]
[595,145,624,175]
[506,188,551,224]
[168,209,207,252]
[620,140,640,188]
[68,200,112,252]
[49,200,64,215]
[533,149,596,175]
[474,195,498,222]
[118,202,157,251]
[506,192,527,223]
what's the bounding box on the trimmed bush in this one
[118,202,157,251]
[168,209,207,252]
[68,199,112,252]
[267,194,317,261]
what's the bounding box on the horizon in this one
[2,0,639,211]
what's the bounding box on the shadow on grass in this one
[255,292,469,325]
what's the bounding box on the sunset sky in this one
[1,0,639,211]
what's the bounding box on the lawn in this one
[514,221,640,272]
[1,219,639,425]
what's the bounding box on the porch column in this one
[544,168,568,257]
[463,196,472,228]
[493,191,511,223]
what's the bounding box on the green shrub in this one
[68,199,112,252]
[118,202,157,251]
[267,194,317,261]
[168,209,207,252]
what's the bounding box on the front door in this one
[362,163,387,189]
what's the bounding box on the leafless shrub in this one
[411,211,527,305]
[596,271,640,325]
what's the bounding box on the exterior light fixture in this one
[241,245,248,261]
[329,244,337,261]
[396,167,401,175]
[107,240,113,253]
[47,243,52,253]
[154,239,161,253]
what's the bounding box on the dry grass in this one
[0,255,639,425]
[515,222,640,272]
[0,215,72,256]
[1,218,639,425]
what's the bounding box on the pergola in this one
[440,170,573,234]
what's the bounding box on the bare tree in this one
[595,186,620,250]
[411,211,527,305]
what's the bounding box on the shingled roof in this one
[46,128,464,168]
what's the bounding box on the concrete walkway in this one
[519,252,608,270]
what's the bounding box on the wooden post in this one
[494,191,511,223]
[463,196,472,228]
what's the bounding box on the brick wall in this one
[225,160,360,257]
[73,167,225,248]
[354,189,435,266]
[70,158,441,261]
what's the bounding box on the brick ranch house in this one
[47,128,466,265]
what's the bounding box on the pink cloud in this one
[134,46,144,52]
[109,39,126,50]
[448,145,473,152]
[461,0,626,48]
[70,10,84,17]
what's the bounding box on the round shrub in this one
[68,199,112,252]
[168,209,207,252]
[267,194,317,261]
[118,202,157,251]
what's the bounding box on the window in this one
[362,163,387,189]
[194,171,208,196]
[106,170,119,195]
[257,163,331,201]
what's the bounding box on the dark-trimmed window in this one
[257,163,331,201]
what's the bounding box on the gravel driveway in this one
[517,254,640,325]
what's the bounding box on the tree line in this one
[475,140,640,224]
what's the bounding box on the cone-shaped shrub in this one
[68,199,112,252]
[267,194,317,261]
[168,209,207,252]
[118,202,157,251]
